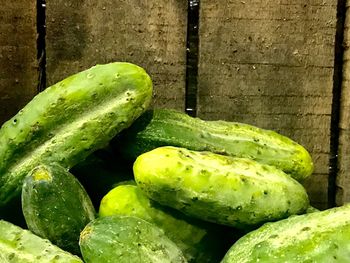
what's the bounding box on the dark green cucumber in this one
[79,215,187,263]
[99,183,231,262]
[221,203,350,263]
[22,163,95,255]
[0,220,83,262]
[0,62,152,206]
[114,109,313,181]
[133,146,309,229]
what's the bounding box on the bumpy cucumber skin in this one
[221,204,350,263]
[0,220,83,262]
[21,163,95,255]
[99,184,230,263]
[0,62,152,206]
[79,215,187,263]
[133,146,309,229]
[116,109,313,181]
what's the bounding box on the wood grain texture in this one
[0,1,38,125]
[45,0,187,110]
[198,0,337,209]
[336,0,350,205]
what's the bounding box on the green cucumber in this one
[21,163,95,255]
[99,183,231,262]
[114,109,313,181]
[221,203,350,263]
[0,220,83,262]
[79,215,187,263]
[306,205,320,213]
[133,146,309,229]
[0,62,152,206]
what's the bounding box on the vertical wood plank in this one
[46,0,187,111]
[0,1,38,125]
[336,0,350,205]
[198,0,338,209]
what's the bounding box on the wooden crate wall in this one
[336,0,350,205]
[0,0,348,209]
[45,0,188,111]
[0,1,38,124]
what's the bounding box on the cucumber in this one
[99,183,231,262]
[306,205,320,213]
[114,109,313,181]
[79,215,187,263]
[0,62,152,206]
[133,146,309,229]
[0,220,83,262]
[221,203,350,263]
[21,163,95,255]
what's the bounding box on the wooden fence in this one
[0,0,349,209]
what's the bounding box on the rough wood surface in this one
[0,1,38,125]
[1,0,345,209]
[336,0,350,205]
[46,0,187,110]
[198,0,338,209]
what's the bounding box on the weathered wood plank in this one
[0,1,38,125]
[198,0,337,209]
[45,0,187,111]
[336,1,350,205]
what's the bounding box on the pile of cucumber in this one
[0,62,349,262]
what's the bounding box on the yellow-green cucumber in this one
[0,219,83,262]
[221,203,350,262]
[99,183,231,262]
[21,163,95,255]
[79,215,187,263]
[133,146,309,229]
[114,109,313,181]
[0,62,152,206]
